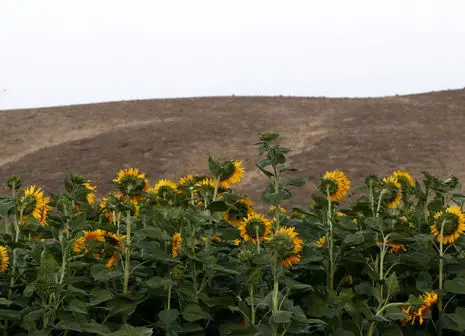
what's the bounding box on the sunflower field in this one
[0,132,465,336]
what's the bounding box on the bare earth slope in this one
[1,90,465,207]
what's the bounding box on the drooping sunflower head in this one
[381,176,403,208]
[178,174,198,189]
[224,198,254,226]
[238,213,272,245]
[268,226,303,268]
[313,235,327,248]
[376,241,407,254]
[219,160,244,188]
[83,182,97,205]
[150,179,178,204]
[430,206,465,245]
[401,291,438,326]
[19,186,52,226]
[73,229,107,255]
[171,232,182,258]
[113,168,149,197]
[269,205,287,220]
[99,192,124,223]
[392,170,415,189]
[320,170,350,201]
[194,178,220,206]
[103,232,126,269]
[0,246,9,273]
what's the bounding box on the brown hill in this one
[2,90,465,208]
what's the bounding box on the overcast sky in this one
[1,0,464,110]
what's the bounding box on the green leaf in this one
[343,233,364,246]
[110,324,153,336]
[333,329,356,336]
[145,276,169,289]
[386,272,400,296]
[207,201,228,212]
[415,272,433,291]
[0,298,12,306]
[182,304,208,322]
[208,156,222,177]
[444,278,465,294]
[176,286,199,303]
[158,309,179,326]
[256,163,274,177]
[270,310,293,324]
[210,264,240,275]
[55,320,111,335]
[0,309,21,320]
[91,264,122,281]
[0,196,15,216]
[441,312,465,332]
[66,299,88,315]
[89,288,115,306]
[286,178,307,187]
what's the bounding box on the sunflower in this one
[430,206,465,244]
[113,168,149,198]
[392,170,415,188]
[320,170,351,201]
[382,176,403,208]
[73,229,106,255]
[314,235,327,248]
[20,186,52,226]
[269,226,303,268]
[401,291,438,326]
[172,232,182,258]
[219,160,244,188]
[376,241,407,254]
[269,205,287,220]
[238,213,272,245]
[224,198,254,225]
[83,182,96,205]
[104,232,125,269]
[99,196,122,223]
[0,246,9,273]
[194,178,218,206]
[178,174,198,188]
[150,179,178,203]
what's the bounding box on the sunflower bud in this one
[238,249,253,262]
[365,174,380,187]
[6,176,22,191]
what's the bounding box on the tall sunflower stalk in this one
[320,170,350,290]
[429,205,465,336]
[325,186,335,290]
[123,211,132,295]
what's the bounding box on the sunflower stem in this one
[212,177,220,202]
[272,254,280,336]
[8,209,22,300]
[369,181,375,217]
[249,284,256,325]
[167,277,172,310]
[438,219,445,336]
[376,190,386,218]
[123,211,132,295]
[326,186,334,291]
[367,302,407,336]
[255,225,261,255]
[190,188,195,206]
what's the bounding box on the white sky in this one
[1,0,465,110]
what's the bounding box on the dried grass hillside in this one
[2,89,465,207]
